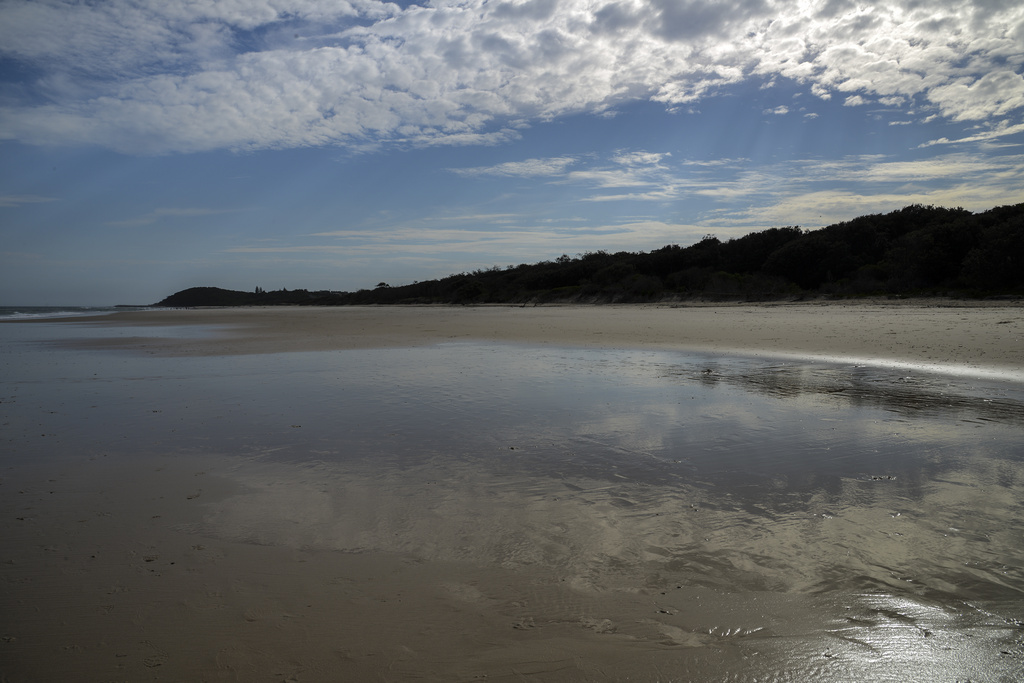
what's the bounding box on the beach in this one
[50,300,1024,373]
[2,302,1023,682]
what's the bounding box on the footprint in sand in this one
[440,581,487,604]
[143,654,167,668]
[579,617,616,634]
[141,641,169,668]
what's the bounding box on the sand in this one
[3,302,1023,682]
[49,300,1024,375]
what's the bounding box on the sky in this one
[1,0,1023,305]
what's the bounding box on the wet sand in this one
[2,302,1024,681]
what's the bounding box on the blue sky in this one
[2,0,1023,305]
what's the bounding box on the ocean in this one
[0,305,150,319]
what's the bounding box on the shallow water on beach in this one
[3,320,1024,681]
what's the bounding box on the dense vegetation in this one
[154,203,1024,307]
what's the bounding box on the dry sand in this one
[3,302,1023,682]
[55,300,1024,375]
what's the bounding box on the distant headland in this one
[153,203,1024,308]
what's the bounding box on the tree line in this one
[154,202,1024,307]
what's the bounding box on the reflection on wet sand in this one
[193,443,1024,680]
[664,355,1024,426]
[2,327,1023,681]
[185,344,1024,679]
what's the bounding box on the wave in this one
[0,306,147,320]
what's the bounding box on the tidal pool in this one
[3,319,1023,681]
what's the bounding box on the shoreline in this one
[22,300,1024,378]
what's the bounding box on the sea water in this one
[3,317,1023,680]
[0,305,149,320]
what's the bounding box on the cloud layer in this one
[1,0,1022,154]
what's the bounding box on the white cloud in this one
[450,156,577,178]
[106,207,236,227]
[446,143,1024,213]
[0,195,58,208]
[0,0,1022,153]
[208,145,1023,277]
[689,152,1024,228]
[231,219,709,263]
[927,71,1024,121]
[564,153,680,196]
[919,121,1024,147]
[612,151,671,166]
